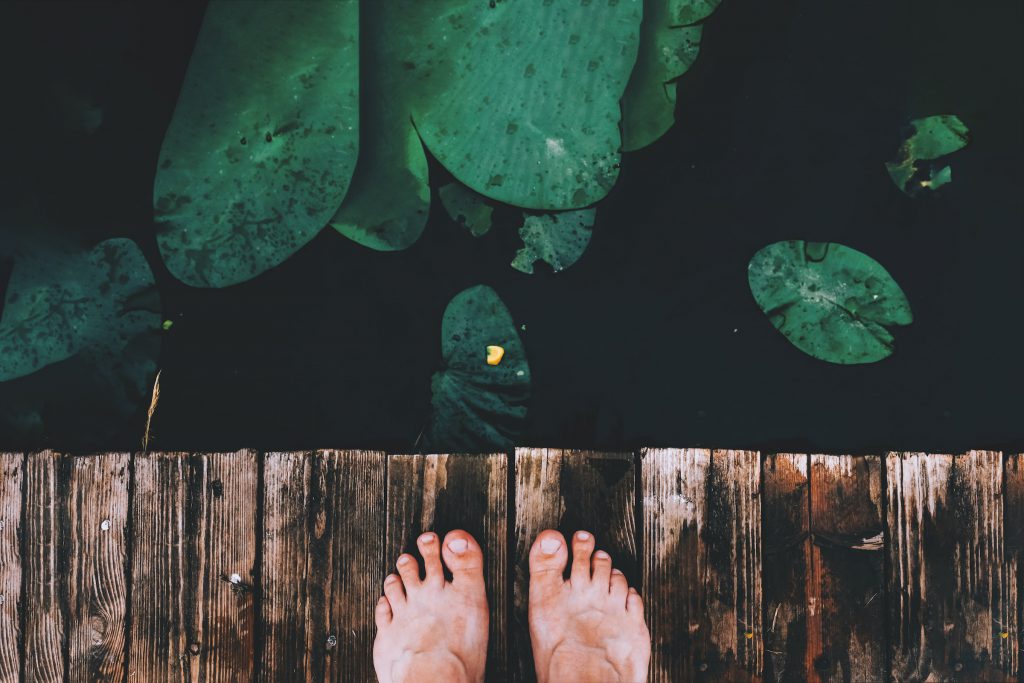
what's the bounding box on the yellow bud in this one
[486,345,505,366]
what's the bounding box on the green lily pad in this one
[512,208,596,274]
[621,0,707,151]
[154,0,359,286]
[329,0,429,251]
[407,0,642,210]
[747,240,913,364]
[886,115,969,195]
[439,183,494,237]
[423,285,530,452]
[0,238,161,442]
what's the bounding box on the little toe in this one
[395,553,421,591]
[441,529,485,590]
[417,532,444,586]
[591,549,613,588]
[610,568,629,601]
[570,530,596,584]
[382,573,405,607]
[529,529,569,595]
[627,587,645,618]
[374,595,393,628]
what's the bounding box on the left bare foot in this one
[373,530,489,683]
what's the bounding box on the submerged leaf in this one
[330,0,429,251]
[512,209,596,274]
[407,0,642,210]
[438,183,494,237]
[155,0,359,286]
[747,241,913,364]
[423,285,530,452]
[0,238,161,442]
[621,0,708,151]
[886,115,969,195]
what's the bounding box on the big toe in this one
[529,529,568,596]
[442,529,485,591]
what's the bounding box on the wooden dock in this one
[0,449,1020,682]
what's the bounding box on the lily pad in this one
[154,0,359,286]
[886,115,969,195]
[621,0,708,151]
[423,285,530,452]
[407,0,642,210]
[747,240,913,364]
[438,182,494,237]
[0,238,161,442]
[512,209,596,274]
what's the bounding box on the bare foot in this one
[373,530,489,683]
[528,529,651,683]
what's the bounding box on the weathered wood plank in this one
[387,452,508,682]
[67,453,130,681]
[762,453,810,683]
[193,450,258,682]
[514,449,636,683]
[0,453,23,683]
[642,448,762,682]
[1005,453,1023,681]
[24,450,69,683]
[128,452,190,682]
[887,451,1014,681]
[808,454,884,682]
[260,449,386,683]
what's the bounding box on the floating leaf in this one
[0,238,161,442]
[886,115,969,195]
[747,240,913,364]
[621,0,711,151]
[439,183,494,237]
[512,209,596,274]
[407,0,642,210]
[423,285,530,451]
[155,0,359,286]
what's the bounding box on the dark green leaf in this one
[886,115,969,195]
[512,208,596,274]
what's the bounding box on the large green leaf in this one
[512,208,596,274]
[0,238,161,441]
[620,0,707,151]
[329,0,429,251]
[747,241,913,364]
[407,0,642,210]
[886,115,969,195]
[155,0,359,286]
[423,285,530,452]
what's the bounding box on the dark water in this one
[2,0,1022,453]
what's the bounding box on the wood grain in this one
[192,450,258,682]
[24,450,69,683]
[387,452,508,682]
[886,451,1014,681]
[260,450,386,683]
[67,453,130,681]
[762,453,810,683]
[808,454,884,682]
[642,448,762,682]
[514,449,637,683]
[0,453,23,683]
[1004,453,1022,681]
[128,452,190,682]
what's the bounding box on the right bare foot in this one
[528,529,651,683]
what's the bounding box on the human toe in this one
[441,529,485,589]
[529,529,569,594]
[417,532,444,585]
[570,530,596,584]
[382,573,406,607]
[374,595,393,628]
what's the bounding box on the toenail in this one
[576,531,591,541]
[397,555,411,565]
[594,550,610,559]
[419,533,436,544]
[448,538,469,553]
[612,568,623,574]
[540,537,562,554]
[385,575,398,583]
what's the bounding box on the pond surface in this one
[1,0,1021,452]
